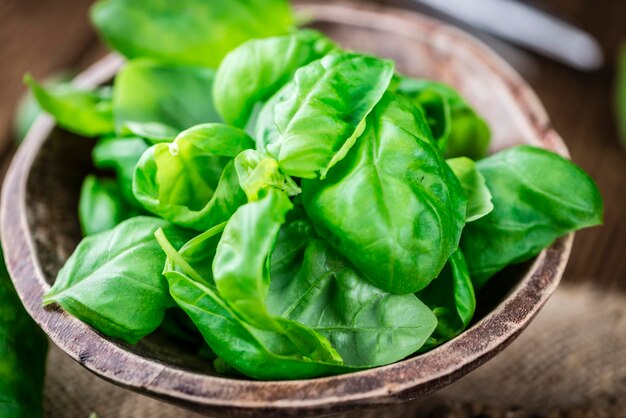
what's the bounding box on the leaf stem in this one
[155,228,207,285]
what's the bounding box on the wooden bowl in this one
[1,2,573,417]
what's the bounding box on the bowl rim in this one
[0,2,573,415]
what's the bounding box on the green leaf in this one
[43,217,194,344]
[268,238,437,367]
[234,150,301,202]
[157,225,350,380]
[302,92,467,294]
[113,60,221,135]
[446,157,493,222]
[0,248,48,418]
[461,146,604,288]
[392,76,451,143]
[78,175,136,236]
[14,73,73,143]
[92,136,150,208]
[164,272,353,380]
[122,121,179,144]
[133,124,255,230]
[213,188,293,330]
[257,52,395,179]
[91,0,295,67]
[159,222,227,288]
[160,194,435,374]
[179,189,342,363]
[24,74,114,137]
[416,249,475,350]
[395,77,490,159]
[214,30,336,128]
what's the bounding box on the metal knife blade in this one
[411,0,604,71]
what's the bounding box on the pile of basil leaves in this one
[27,0,602,380]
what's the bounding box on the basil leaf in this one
[162,223,227,288]
[395,77,490,159]
[212,188,291,329]
[43,217,194,344]
[113,60,221,135]
[234,150,301,202]
[91,0,294,67]
[164,207,427,369]
[0,249,48,418]
[214,30,336,128]
[303,92,467,294]
[164,272,353,380]
[133,124,254,230]
[269,206,318,279]
[208,189,343,361]
[122,121,179,144]
[417,249,475,350]
[14,73,73,143]
[24,75,114,137]
[257,52,395,179]
[461,145,604,288]
[268,238,437,367]
[92,136,150,208]
[158,226,350,380]
[79,175,136,236]
[447,157,494,222]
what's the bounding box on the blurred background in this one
[0,0,624,417]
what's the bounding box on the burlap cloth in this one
[43,284,626,418]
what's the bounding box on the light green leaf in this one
[122,121,179,144]
[395,77,490,159]
[79,175,136,236]
[268,238,437,367]
[214,30,336,128]
[257,52,395,179]
[43,217,194,344]
[133,123,254,230]
[91,0,294,67]
[234,150,300,202]
[113,60,220,134]
[92,136,150,208]
[461,146,603,288]
[213,188,292,330]
[303,92,466,294]
[25,74,114,137]
[447,157,493,222]
[157,224,349,380]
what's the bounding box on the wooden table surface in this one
[1,0,624,291]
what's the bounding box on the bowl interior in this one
[25,10,548,378]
